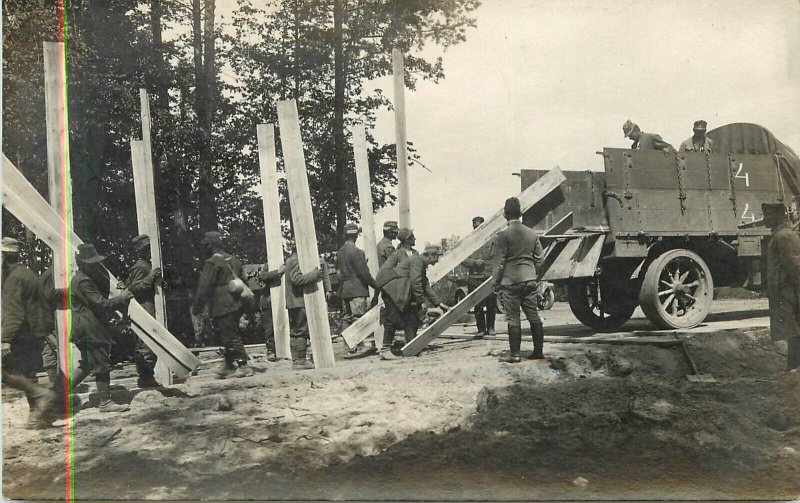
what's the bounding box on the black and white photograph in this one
[2,0,800,500]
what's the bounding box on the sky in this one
[217,0,800,248]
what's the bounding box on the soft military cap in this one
[397,228,415,243]
[472,216,485,225]
[132,234,150,250]
[201,231,223,246]
[383,221,399,231]
[1,237,20,253]
[693,120,708,131]
[622,119,638,138]
[344,223,361,235]
[76,243,106,263]
[424,244,442,255]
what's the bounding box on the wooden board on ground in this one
[276,100,336,369]
[2,154,201,378]
[257,123,291,360]
[352,123,383,348]
[43,41,80,374]
[402,278,493,356]
[342,167,566,348]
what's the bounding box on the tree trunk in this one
[332,0,347,247]
[194,0,218,232]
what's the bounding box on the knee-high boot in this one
[500,326,522,363]
[529,323,544,359]
[95,372,129,413]
[291,338,314,370]
[475,309,486,335]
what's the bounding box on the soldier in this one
[379,244,447,360]
[191,231,253,379]
[622,120,672,151]
[492,197,546,363]
[284,243,323,370]
[338,223,378,358]
[257,262,285,362]
[462,216,496,337]
[763,202,800,371]
[121,234,162,388]
[38,268,59,391]
[63,243,134,412]
[377,221,399,267]
[1,238,56,427]
[679,120,714,153]
[375,227,420,351]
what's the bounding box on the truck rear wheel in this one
[567,277,636,331]
[638,249,714,329]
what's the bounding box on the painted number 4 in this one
[741,203,756,222]
[735,162,750,186]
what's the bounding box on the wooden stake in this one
[402,278,493,357]
[352,124,384,348]
[392,49,410,228]
[43,42,79,374]
[342,167,567,348]
[276,100,336,369]
[2,154,201,378]
[137,90,171,384]
[257,124,291,360]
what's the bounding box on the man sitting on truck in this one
[622,120,672,151]
[678,120,714,153]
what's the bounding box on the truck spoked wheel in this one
[639,249,713,329]
[566,277,636,331]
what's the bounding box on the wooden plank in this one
[2,154,201,378]
[352,124,384,348]
[257,124,291,360]
[343,167,566,347]
[276,100,336,369]
[402,278,493,356]
[392,49,410,228]
[543,212,574,236]
[540,233,605,281]
[43,42,80,374]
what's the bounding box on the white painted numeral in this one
[741,203,756,222]
[735,162,750,186]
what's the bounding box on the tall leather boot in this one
[499,326,522,363]
[380,328,398,360]
[95,372,129,413]
[787,336,800,371]
[291,338,314,370]
[529,323,545,359]
[3,373,56,427]
[486,303,497,335]
[475,308,486,336]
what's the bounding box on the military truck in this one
[521,123,800,330]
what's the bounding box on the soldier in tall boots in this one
[192,231,254,379]
[1,238,57,427]
[763,202,800,371]
[375,228,420,351]
[257,262,285,361]
[284,243,323,370]
[121,234,162,388]
[463,216,497,337]
[492,197,546,363]
[60,244,134,412]
[379,244,447,360]
[338,223,378,358]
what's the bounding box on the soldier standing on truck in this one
[622,120,672,151]
[678,120,714,153]
[763,202,800,372]
[462,216,496,337]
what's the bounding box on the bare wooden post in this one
[257,124,291,360]
[43,41,78,374]
[392,49,410,228]
[352,124,383,348]
[277,100,336,369]
[137,89,171,385]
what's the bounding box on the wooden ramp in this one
[2,154,201,378]
[342,166,567,349]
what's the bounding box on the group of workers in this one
[622,119,715,153]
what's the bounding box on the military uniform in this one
[38,268,59,388]
[492,199,546,362]
[284,252,322,368]
[463,239,496,335]
[678,137,714,153]
[633,132,671,151]
[192,251,248,370]
[123,257,159,384]
[381,253,440,351]
[257,265,283,359]
[766,221,800,370]
[377,236,396,268]
[337,240,377,332]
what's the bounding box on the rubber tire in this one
[638,249,714,329]
[566,278,636,331]
[538,286,556,310]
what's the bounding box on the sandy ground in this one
[3,298,800,501]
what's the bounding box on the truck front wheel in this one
[638,249,714,329]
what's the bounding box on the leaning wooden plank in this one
[352,123,384,348]
[131,136,172,384]
[43,41,79,374]
[402,278,493,357]
[257,123,291,360]
[2,154,200,378]
[342,167,566,348]
[543,212,574,237]
[276,100,336,369]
